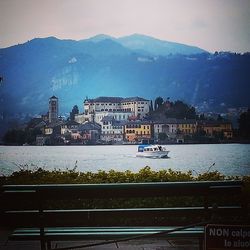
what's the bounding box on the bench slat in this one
[2,181,243,199]
[10,226,205,241]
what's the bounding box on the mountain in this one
[86,33,206,56]
[85,34,116,43]
[0,34,250,134]
[118,34,206,56]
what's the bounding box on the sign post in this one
[205,224,250,250]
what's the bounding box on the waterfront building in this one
[36,135,48,146]
[177,119,197,135]
[78,121,101,143]
[49,96,59,123]
[154,119,197,139]
[100,116,125,143]
[199,120,233,139]
[153,118,178,140]
[176,119,198,135]
[70,131,82,141]
[124,121,152,142]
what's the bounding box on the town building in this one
[44,121,63,136]
[61,120,80,135]
[100,116,125,143]
[199,121,233,139]
[36,135,49,146]
[124,121,152,142]
[176,119,198,135]
[153,119,197,141]
[153,118,178,140]
[70,131,82,141]
[78,122,101,144]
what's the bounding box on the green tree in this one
[154,97,164,110]
[3,128,42,145]
[70,105,79,121]
[165,100,196,119]
[238,109,250,139]
[217,114,224,121]
[3,129,26,145]
[149,100,153,112]
[25,128,42,144]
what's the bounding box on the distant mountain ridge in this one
[85,33,207,55]
[0,34,249,127]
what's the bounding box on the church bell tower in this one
[49,95,58,123]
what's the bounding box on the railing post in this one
[47,241,52,250]
[204,188,209,222]
[38,189,46,250]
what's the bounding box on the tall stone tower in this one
[49,95,58,123]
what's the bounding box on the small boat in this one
[136,144,170,158]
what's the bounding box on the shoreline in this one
[1,140,250,146]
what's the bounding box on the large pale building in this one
[83,96,150,121]
[95,111,133,124]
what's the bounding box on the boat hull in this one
[136,151,170,159]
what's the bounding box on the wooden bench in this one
[0,180,246,250]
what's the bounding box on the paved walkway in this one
[0,229,200,249]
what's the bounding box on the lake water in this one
[0,144,250,176]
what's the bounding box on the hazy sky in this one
[0,0,249,52]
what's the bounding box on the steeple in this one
[49,96,58,123]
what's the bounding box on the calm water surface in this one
[0,144,250,176]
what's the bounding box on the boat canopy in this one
[137,145,151,152]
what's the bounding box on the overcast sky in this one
[0,0,249,52]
